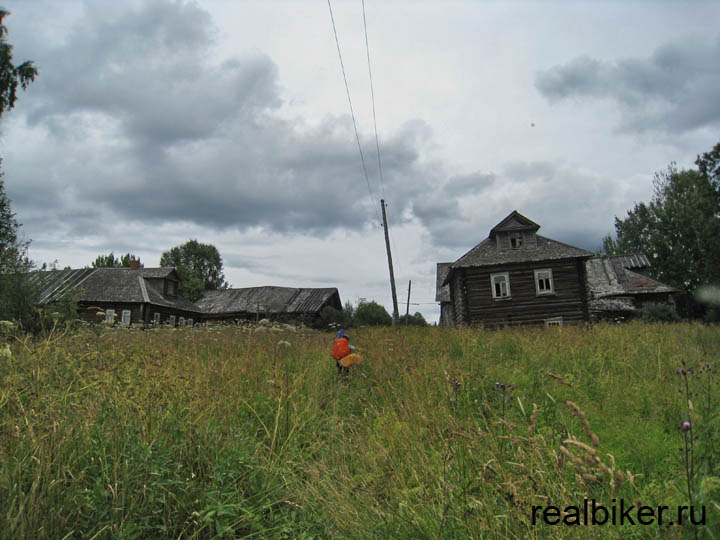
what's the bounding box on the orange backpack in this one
[332,337,351,360]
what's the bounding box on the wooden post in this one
[381,199,400,324]
[405,280,411,324]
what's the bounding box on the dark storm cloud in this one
[535,38,720,133]
[7,0,436,238]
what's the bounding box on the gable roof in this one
[31,267,199,313]
[452,234,594,269]
[196,286,342,315]
[489,210,540,238]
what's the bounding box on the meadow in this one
[0,322,718,539]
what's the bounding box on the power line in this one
[326,0,381,225]
[362,0,385,200]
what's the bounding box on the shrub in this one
[640,303,681,323]
[354,300,392,326]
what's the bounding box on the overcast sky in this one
[1,0,719,322]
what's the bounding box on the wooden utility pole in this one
[405,280,412,323]
[381,199,400,324]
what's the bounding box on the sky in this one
[1,0,719,323]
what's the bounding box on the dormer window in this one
[166,280,177,297]
[510,232,523,249]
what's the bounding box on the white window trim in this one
[179,317,185,328]
[153,312,160,326]
[121,310,131,325]
[187,318,194,327]
[491,272,511,299]
[534,268,555,296]
[106,309,115,324]
[545,317,563,327]
[169,315,176,327]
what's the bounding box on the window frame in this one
[509,232,523,249]
[169,315,176,327]
[153,312,160,326]
[121,310,131,325]
[544,317,563,327]
[105,309,115,324]
[490,272,511,299]
[534,268,555,296]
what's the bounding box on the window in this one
[187,318,194,327]
[105,309,115,324]
[509,232,523,249]
[545,317,563,327]
[169,315,176,327]
[153,312,160,326]
[179,317,185,328]
[534,269,554,295]
[491,273,511,299]
[121,310,131,325]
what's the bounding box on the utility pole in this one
[405,280,411,324]
[381,199,400,324]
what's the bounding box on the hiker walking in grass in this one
[332,329,362,377]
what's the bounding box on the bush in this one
[354,300,392,326]
[398,311,428,326]
[639,303,681,323]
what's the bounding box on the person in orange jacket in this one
[332,329,362,376]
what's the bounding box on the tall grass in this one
[0,322,718,538]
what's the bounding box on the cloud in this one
[535,37,720,133]
[5,0,442,240]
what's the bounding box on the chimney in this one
[130,260,140,270]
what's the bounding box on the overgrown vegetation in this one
[1,323,717,538]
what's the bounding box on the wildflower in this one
[277,340,291,348]
[679,421,691,432]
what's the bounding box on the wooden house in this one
[196,286,342,324]
[439,211,594,326]
[33,266,201,327]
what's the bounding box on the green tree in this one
[0,168,37,328]
[0,11,39,330]
[399,311,428,326]
[0,10,37,118]
[354,300,392,326]
[160,239,228,301]
[92,252,142,268]
[611,143,720,294]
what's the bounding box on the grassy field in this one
[0,322,718,539]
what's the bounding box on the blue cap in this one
[337,329,344,338]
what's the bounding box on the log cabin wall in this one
[450,270,468,325]
[462,259,587,326]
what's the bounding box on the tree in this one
[0,10,38,118]
[0,11,40,330]
[0,169,37,328]
[92,252,142,268]
[610,143,720,295]
[354,300,392,326]
[160,239,228,301]
[399,311,428,326]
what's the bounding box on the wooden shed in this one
[195,286,342,324]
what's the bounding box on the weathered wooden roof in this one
[435,263,452,302]
[452,235,594,269]
[585,256,677,299]
[607,253,650,270]
[489,210,540,238]
[31,268,199,313]
[196,286,342,315]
